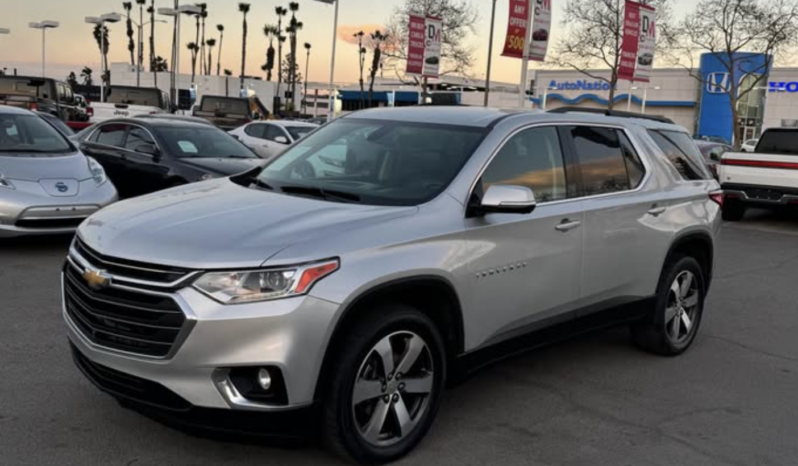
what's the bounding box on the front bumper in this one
[0,180,117,237]
[64,263,340,412]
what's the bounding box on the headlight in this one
[193,259,339,304]
[0,173,14,189]
[86,157,107,185]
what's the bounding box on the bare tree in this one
[675,0,798,147]
[552,0,673,110]
[383,0,479,82]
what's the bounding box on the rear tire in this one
[323,304,446,465]
[631,256,705,356]
[722,200,746,222]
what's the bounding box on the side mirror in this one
[274,136,289,145]
[134,143,159,156]
[475,185,537,215]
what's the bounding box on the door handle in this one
[648,205,667,216]
[555,220,582,232]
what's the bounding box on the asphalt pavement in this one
[1,209,797,466]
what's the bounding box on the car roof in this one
[0,105,36,116]
[99,116,213,130]
[344,106,523,128]
[270,120,319,128]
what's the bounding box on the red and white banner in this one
[406,13,426,75]
[618,0,656,83]
[423,16,442,78]
[501,0,530,59]
[529,0,553,62]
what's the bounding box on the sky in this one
[0,0,696,85]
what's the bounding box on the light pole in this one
[484,0,497,107]
[631,85,661,114]
[129,18,167,87]
[314,0,338,120]
[518,0,535,108]
[86,14,121,102]
[541,86,557,110]
[159,5,201,111]
[28,21,59,77]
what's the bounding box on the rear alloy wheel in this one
[323,305,445,464]
[631,256,705,356]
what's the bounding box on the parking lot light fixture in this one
[28,21,59,77]
[0,28,10,34]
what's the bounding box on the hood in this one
[0,152,91,181]
[78,179,417,269]
[178,157,265,176]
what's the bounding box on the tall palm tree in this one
[187,42,198,82]
[263,25,277,82]
[93,24,110,76]
[368,31,388,106]
[287,12,302,112]
[123,2,136,66]
[274,6,288,99]
[193,9,201,74]
[81,66,93,86]
[206,38,216,76]
[238,3,251,92]
[303,42,311,114]
[136,0,146,73]
[216,24,224,76]
[354,31,365,109]
[148,0,156,71]
[196,3,208,75]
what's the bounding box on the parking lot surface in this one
[2,209,797,466]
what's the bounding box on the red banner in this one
[502,0,530,59]
[618,0,641,82]
[406,13,426,75]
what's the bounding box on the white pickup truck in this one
[88,86,170,122]
[719,128,798,221]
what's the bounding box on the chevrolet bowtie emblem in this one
[83,268,111,289]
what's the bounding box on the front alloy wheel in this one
[664,271,700,344]
[352,331,434,447]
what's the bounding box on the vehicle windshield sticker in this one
[6,125,18,136]
[177,140,198,153]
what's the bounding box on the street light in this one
[159,5,201,111]
[484,0,497,107]
[28,21,59,77]
[541,86,558,110]
[86,13,121,102]
[631,85,661,114]
[314,0,338,120]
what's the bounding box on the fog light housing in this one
[257,368,272,390]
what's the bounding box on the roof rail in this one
[547,107,675,124]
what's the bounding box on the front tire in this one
[631,256,705,356]
[323,304,446,464]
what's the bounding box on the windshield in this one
[0,113,73,154]
[0,77,53,99]
[285,125,315,140]
[106,87,163,108]
[755,130,798,155]
[257,118,488,206]
[159,126,257,158]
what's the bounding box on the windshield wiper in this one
[280,185,361,203]
[223,154,253,159]
[251,178,274,191]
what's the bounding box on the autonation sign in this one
[770,81,798,92]
[549,80,615,91]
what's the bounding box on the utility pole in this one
[484,0,497,107]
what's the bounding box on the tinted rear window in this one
[755,130,798,155]
[648,130,713,180]
[200,97,249,116]
[106,88,163,107]
[0,78,54,99]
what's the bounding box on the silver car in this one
[0,106,117,237]
[64,107,721,463]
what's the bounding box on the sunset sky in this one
[0,0,697,85]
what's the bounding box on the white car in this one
[229,120,318,159]
[741,138,758,152]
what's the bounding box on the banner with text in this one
[529,0,552,62]
[501,0,530,59]
[618,0,656,82]
[406,13,426,75]
[423,16,443,78]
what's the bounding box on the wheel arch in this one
[313,275,465,402]
[662,230,715,292]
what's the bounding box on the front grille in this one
[74,237,192,285]
[71,343,191,411]
[15,217,86,229]
[63,263,187,358]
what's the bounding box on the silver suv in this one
[64,107,722,464]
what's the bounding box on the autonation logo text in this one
[549,80,615,91]
[769,81,798,92]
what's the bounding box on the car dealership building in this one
[530,53,798,144]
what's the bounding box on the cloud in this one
[337,24,385,46]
